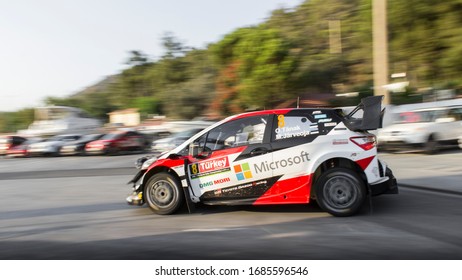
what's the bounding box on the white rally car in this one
[127,96,397,217]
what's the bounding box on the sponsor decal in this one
[221,180,267,194]
[275,125,302,133]
[275,124,319,140]
[275,130,310,139]
[314,114,327,119]
[333,139,348,145]
[234,162,253,181]
[312,110,322,114]
[318,118,332,123]
[190,156,231,179]
[324,122,337,127]
[254,151,310,174]
[199,177,231,188]
[201,176,281,200]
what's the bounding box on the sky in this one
[0,0,303,112]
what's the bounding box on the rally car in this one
[126,96,398,217]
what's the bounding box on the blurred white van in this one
[378,106,462,154]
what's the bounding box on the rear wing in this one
[341,96,384,131]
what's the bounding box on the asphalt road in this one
[1,153,461,259]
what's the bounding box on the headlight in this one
[141,157,157,170]
[135,156,158,170]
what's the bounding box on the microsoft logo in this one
[234,163,253,181]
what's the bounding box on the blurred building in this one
[107,108,140,127]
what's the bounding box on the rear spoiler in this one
[342,96,384,131]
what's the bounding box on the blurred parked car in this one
[0,135,27,156]
[85,130,146,155]
[151,128,205,155]
[28,134,81,156]
[5,138,43,158]
[378,106,462,154]
[60,133,105,156]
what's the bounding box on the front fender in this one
[140,158,186,188]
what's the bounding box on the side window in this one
[448,108,462,121]
[204,116,268,151]
[273,115,317,141]
[12,137,22,145]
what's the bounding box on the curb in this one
[399,183,462,196]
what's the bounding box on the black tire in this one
[106,146,119,156]
[144,172,184,215]
[315,168,366,217]
[424,135,438,155]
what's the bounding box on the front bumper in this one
[369,167,398,196]
[126,191,144,205]
[126,170,146,206]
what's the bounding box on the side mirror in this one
[189,142,210,159]
[189,142,201,158]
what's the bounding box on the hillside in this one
[41,0,462,120]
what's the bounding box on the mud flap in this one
[183,158,195,213]
[365,184,373,214]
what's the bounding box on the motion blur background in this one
[1,0,462,260]
[1,0,461,133]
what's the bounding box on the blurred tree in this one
[162,73,215,119]
[0,108,34,133]
[125,50,149,65]
[130,96,161,118]
[210,61,241,116]
[44,96,84,108]
[7,0,460,127]
[388,0,462,87]
[211,26,298,111]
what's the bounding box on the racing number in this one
[191,163,199,175]
[278,115,285,128]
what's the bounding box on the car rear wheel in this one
[144,172,184,215]
[315,168,366,217]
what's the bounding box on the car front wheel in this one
[144,172,184,215]
[315,168,366,217]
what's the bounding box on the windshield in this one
[395,110,445,124]
[48,135,64,141]
[101,133,122,140]
[80,134,102,141]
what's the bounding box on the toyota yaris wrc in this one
[127,96,398,217]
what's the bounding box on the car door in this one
[120,132,138,149]
[187,115,275,204]
[266,110,341,204]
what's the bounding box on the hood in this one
[380,122,432,133]
[29,140,63,148]
[153,137,172,145]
